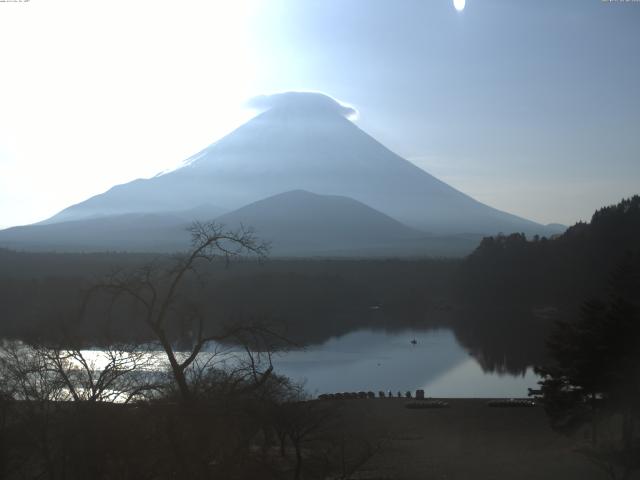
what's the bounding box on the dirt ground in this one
[330,398,607,480]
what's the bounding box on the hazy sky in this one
[1,0,638,228]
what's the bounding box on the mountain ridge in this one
[0,190,483,256]
[40,92,546,236]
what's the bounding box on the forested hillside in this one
[458,196,640,306]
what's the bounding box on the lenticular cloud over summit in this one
[247,91,358,119]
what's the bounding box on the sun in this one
[453,0,465,12]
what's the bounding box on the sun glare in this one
[0,0,260,227]
[453,0,466,12]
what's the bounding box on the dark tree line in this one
[458,195,640,308]
[0,249,457,346]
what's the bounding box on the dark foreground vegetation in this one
[532,252,640,479]
[0,394,619,480]
[0,345,388,479]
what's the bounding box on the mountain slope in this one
[0,213,191,252]
[0,190,483,256]
[216,190,427,256]
[42,92,545,235]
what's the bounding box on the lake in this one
[40,326,540,400]
[273,328,540,398]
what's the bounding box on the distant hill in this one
[216,190,480,256]
[216,190,420,254]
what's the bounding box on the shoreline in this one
[322,398,605,479]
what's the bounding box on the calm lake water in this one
[49,327,539,400]
[273,328,539,398]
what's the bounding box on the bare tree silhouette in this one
[84,221,276,402]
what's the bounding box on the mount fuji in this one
[0,92,551,256]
